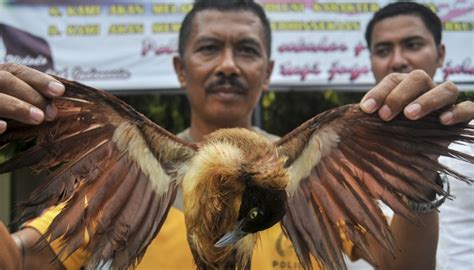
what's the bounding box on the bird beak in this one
[214,220,247,248]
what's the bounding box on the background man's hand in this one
[360,69,474,125]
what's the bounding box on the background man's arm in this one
[357,212,438,270]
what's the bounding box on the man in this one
[0,0,472,269]
[365,2,474,269]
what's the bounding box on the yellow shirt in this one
[27,202,354,270]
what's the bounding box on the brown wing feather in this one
[0,77,196,269]
[276,104,474,269]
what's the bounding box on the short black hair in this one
[365,2,442,49]
[178,0,272,58]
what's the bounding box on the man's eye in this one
[238,46,259,56]
[198,45,218,53]
[406,41,423,50]
[374,47,390,57]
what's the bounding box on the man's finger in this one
[0,63,65,98]
[403,80,458,120]
[361,73,407,114]
[379,70,436,121]
[0,70,48,110]
[0,93,45,125]
[440,100,474,125]
[0,120,6,134]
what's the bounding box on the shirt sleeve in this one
[24,203,89,270]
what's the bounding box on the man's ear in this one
[437,43,446,68]
[173,56,187,89]
[262,59,275,92]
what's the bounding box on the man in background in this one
[365,2,474,269]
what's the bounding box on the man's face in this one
[369,14,445,82]
[173,10,274,128]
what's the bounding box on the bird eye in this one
[249,208,259,219]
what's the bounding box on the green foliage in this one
[460,91,474,101]
[118,91,365,136]
[118,94,191,133]
[261,90,364,136]
[0,150,7,163]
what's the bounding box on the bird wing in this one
[0,77,197,269]
[275,104,474,269]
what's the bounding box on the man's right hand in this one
[0,63,65,134]
[0,222,21,270]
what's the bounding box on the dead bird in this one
[0,76,472,269]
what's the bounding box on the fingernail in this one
[361,98,377,113]
[29,107,44,123]
[405,103,421,118]
[0,120,6,134]
[379,105,392,120]
[48,81,65,96]
[440,111,454,125]
[45,105,58,120]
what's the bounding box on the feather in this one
[0,77,196,269]
[277,105,473,269]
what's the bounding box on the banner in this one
[0,0,473,91]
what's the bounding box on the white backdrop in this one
[0,0,473,91]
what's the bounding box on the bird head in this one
[215,176,287,247]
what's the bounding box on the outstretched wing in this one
[0,77,197,269]
[275,104,474,269]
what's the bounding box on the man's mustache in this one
[205,76,247,93]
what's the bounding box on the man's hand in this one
[360,69,474,124]
[0,222,21,270]
[0,63,65,134]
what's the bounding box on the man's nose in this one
[390,47,410,73]
[216,48,240,76]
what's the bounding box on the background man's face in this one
[369,14,445,82]
[174,10,273,127]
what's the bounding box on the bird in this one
[0,76,473,270]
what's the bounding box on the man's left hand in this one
[360,70,474,124]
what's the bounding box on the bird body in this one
[182,128,288,269]
[1,77,473,269]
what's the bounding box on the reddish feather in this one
[277,105,473,269]
[0,77,195,269]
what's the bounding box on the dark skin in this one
[0,9,473,269]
